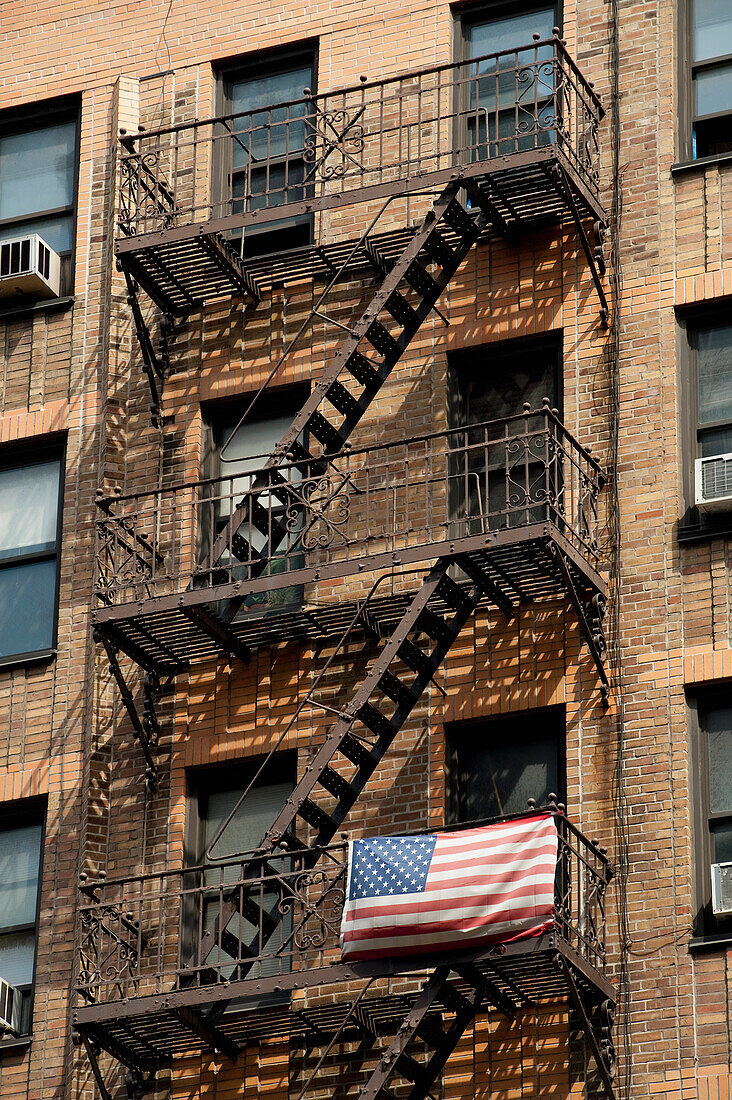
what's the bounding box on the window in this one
[446,708,565,825]
[0,441,64,664]
[185,757,295,992]
[690,0,732,159]
[0,98,79,295]
[689,318,732,458]
[0,805,44,1038]
[204,388,307,611]
[459,3,558,160]
[690,693,732,936]
[217,47,316,257]
[448,335,561,531]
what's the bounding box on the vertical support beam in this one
[95,630,160,790]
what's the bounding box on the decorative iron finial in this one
[553,26,561,36]
[527,798,537,809]
[547,792,558,811]
[523,401,531,413]
[533,32,541,40]
[360,75,368,83]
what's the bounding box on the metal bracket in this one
[547,163,609,328]
[95,630,169,790]
[122,269,177,428]
[549,547,610,707]
[556,955,617,1100]
[81,1034,157,1100]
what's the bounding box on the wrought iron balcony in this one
[92,406,606,669]
[116,37,605,311]
[74,811,614,1072]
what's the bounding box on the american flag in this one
[340,813,558,961]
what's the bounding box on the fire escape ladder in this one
[556,955,617,1100]
[122,270,181,428]
[203,177,503,623]
[355,965,491,1100]
[185,556,510,1024]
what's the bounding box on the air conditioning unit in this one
[711,861,732,917]
[0,976,21,1036]
[0,234,61,300]
[695,454,732,514]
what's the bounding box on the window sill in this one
[689,932,732,952]
[0,1036,32,1056]
[0,649,56,673]
[0,296,74,323]
[672,150,732,176]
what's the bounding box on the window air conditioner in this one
[0,234,61,300]
[695,454,732,514]
[0,976,21,1035]
[711,861,732,917]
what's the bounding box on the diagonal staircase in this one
[202,177,502,622]
[186,555,508,1008]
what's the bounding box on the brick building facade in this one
[1,0,731,1096]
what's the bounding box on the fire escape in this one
[78,35,617,1100]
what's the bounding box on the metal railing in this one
[76,812,611,1006]
[94,407,605,610]
[118,37,603,238]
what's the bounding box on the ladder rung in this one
[357,702,399,740]
[230,533,260,563]
[416,1017,450,1052]
[237,895,279,936]
[439,981,472,1016]
[217,928,255,961]
[286,440,329,478]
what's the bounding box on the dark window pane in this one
[449,716,562,824]
[231,65,312,162]
[0,121,76,222]
[706,706,732,813]
[0,459,60,559]
[0,559,57,656]
[0,823,42,929]
[0,214,74,255]
[204,780,294,862]
[694,0,732,63]
[465,354,556,423]
[700,426,732,456]
[712,820,732,864]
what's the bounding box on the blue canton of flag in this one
[348,835,437,900]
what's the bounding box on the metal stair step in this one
[377,669,420,710]
[385,289,420,332]
[365,320,402,362]
[357,701,399,739]
[318,765,355,801]
[442,198,481,242]
[345,350,385,389]
[307,410,349,452]
[414,607,455,645]
[397,638,437,679]
[339,731,379,768]
[403,260,441,303]
[421,228,458,272]
[325,379,366,421]
[298,797,336,835]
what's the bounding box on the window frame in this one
[680,0,732,162]
[0,95,81,295]
[0,434,66,669]
[201,386,310,613]
[688,688,732,941]
[213,43,318,256]
[184,755,297,1001]
[0,798,46,1045]
[445,706,566,827]
[453,0,561,65]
